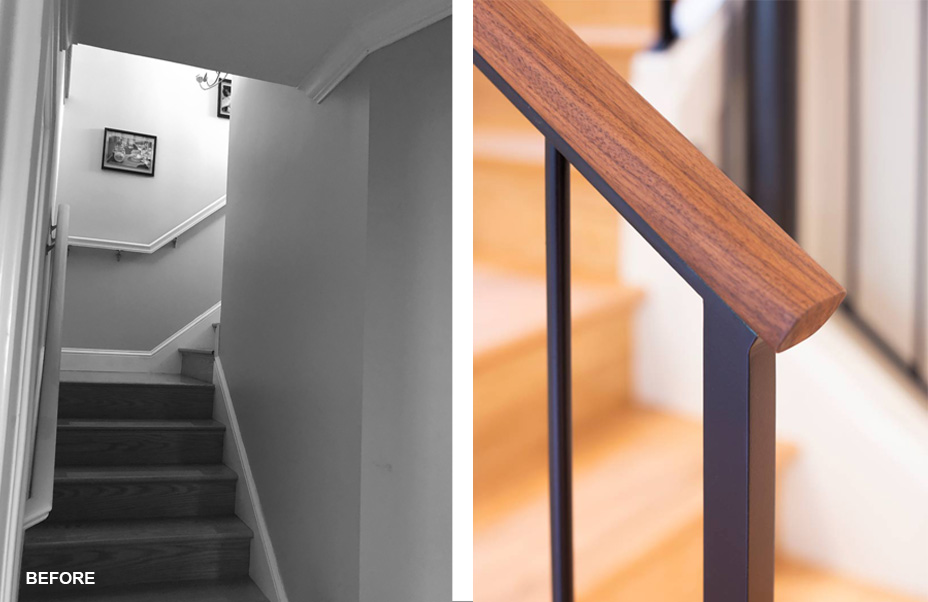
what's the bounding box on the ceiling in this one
[68,0,450,99]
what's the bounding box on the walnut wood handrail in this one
[474,0,845,353]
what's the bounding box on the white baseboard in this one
[60,302,220,373]
[213,357,289,602]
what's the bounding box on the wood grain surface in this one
[474,0,845,351]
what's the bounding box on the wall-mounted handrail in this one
[67,194,226,254]
[474,0,844,353]
[23,204,70,529]
[474,2,846,602]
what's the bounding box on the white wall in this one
[59,45,228,243]
[855,0,921,362]
[218,19,450,601]
[357,19,451,602]
[629,3,928,597]
[220,69,370,602]
[62,214,225,350]
[59,45,228,350]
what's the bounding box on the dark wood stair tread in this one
[24,517,252,548]
[57,419,224,431]
[178,348,215,356]
[55,464,236,483]
[60,371,213,387]
[19,578,269,601]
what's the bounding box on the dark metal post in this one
[703,296,776,602]
[747,0,797,236]
[545,140,574,602]
[654,0,678,51]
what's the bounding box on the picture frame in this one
[217,78,231,119]
[101,128,157,177]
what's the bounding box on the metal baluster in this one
[703,295,776,602]
[545,140,574,602]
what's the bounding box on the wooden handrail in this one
[474,0,845,352]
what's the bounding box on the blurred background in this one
[474,0,928,600]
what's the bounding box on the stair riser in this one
[475,306,633,497]
[20,539,250,592]
[56,430,224,466]
[475,158,621,281]
[59,384,214,420]
[181,353,215,383]
[49,479,237,521]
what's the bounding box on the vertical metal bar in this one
[747,0,797,236]
[654,0,678,51]
[704,296,776,602]
[545,140,574,602]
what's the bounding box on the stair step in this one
[21,517,252,592]
[49,465,237,522]
[475,267,642,502]
[475,407,797,602]
[179,349,216,383]
[473,130,623,281]
[59,371,214,420]
[19,578,269,602]
[56,420,225,466]
[545,0,658,29]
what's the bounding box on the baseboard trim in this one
[61,302,221,373]
[299,0,451,102]
[68,195,226,254]
[213,357,289,602]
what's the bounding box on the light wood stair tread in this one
[54,464,237,484]
[24,516,252,548]
[57,418,224,431]
[475,406,797,602]
[474,265,641,359]
[544,0,658,30]
[60,371,213,388]
[18,578,269,602]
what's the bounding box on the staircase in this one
[19,365,269,601]
[474,2,926,601]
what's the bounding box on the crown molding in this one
[299,0,451,103]
[68,195,226,253]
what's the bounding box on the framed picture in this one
[217,78,231,119]
[101,128,157,177]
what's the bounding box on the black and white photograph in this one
[1,1,450,601]
[100,127,157,176]
[4,1,928,602]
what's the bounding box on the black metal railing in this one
[476,46,781,602]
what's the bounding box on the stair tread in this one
[178,347,215,356]
[20,578,269,602]
[475,407,797,602]
[474,265,641,359]
[474,128,544,164]
[57,418,224,430]
[54,464,236,483]
[572,24,656,49]
[24,517,252,548]
[60,371,212,388]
